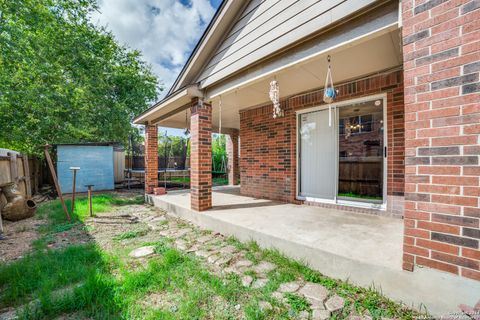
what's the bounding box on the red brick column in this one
[190,98,212,211]
[402,0,480,280]
[144,124,158,194]
[226,129,240,185]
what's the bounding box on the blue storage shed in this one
[57,143,117,193]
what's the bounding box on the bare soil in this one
[0,216,44,263]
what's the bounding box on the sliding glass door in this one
[337,100,384,203]
[298,96,386,206]
[298,108,337,201]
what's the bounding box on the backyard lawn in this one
[0,194,422,319]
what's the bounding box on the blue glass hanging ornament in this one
[323,55,337,104]
[323,55,338,127]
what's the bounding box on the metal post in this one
[69,167,80,216]
[44,145,71,221]
[85,185,94,217]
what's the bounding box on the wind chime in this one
[184,109,189,135]
[269,78,283,118]
[323,55,338,126]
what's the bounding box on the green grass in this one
[0,194,284,319]
[0,244,107,309]
[337,192,382,201]
[163,176,229,186]
[0,193,422,319]
[113,229,148,241]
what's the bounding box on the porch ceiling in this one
[157,28,402,131]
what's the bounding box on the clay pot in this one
[0,182,37,221]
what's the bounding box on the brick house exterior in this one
[240,70,405,214]
[401,0,480,280]
[136,0,479,299]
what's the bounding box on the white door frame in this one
[295,93,388,210]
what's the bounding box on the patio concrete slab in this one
[147,186,480,315]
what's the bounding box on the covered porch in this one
[146,186,476,314]
[135,0,405,213]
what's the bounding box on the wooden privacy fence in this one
[338,157,383,197]
[0,149,43,198]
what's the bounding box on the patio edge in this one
[146,194,480,316]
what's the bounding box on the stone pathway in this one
[126,209,355,319]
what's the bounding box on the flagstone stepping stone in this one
[197,235,214,243]
[258,301,272,311]
[129,246,156,258]
[186,245,200,253]
[233,259,253,270]
[173,228,192,238]
[174,239,189,250]
[252,261,276,275]
[298,310,310,320]
[271,291,283,301]
[214,256,232,266]
[312,309,331,320]
[159,229,173,236]
[194,250,213,258]
[325,295,345,312]
[223,266,241,274]
[278,281,301,293]
[207,254,220,264]
[298,282,329,303]
[251,278,268,289]
[241,275,253,287]
[219,245,238,255]
[306,296,325,309]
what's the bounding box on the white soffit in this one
[133,85,202,124]
[157,28,402,130]
[206,1,400,99]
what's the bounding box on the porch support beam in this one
[226,129,240,186]
[190,98,212,211]
[144,124,158,194]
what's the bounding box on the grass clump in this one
[112,229,148,241]
[0,243,108,309]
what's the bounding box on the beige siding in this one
[198,0,380,88]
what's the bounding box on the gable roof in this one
[168,0,246,95]
[133,0,244,124]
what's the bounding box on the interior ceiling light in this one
[375,100,381,106]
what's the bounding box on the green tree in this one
[158,133,187,159]
[0,0,159,155]
[212,134,226,173]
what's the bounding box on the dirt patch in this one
[0,216,44,263]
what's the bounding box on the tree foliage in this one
[212,134,226,173]
[158,132,188,159]
[0,0,160,155]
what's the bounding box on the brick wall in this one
[190,98,213,211]
[240,70,405,214]
[144,124,158,194]
[401,0,480,280]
